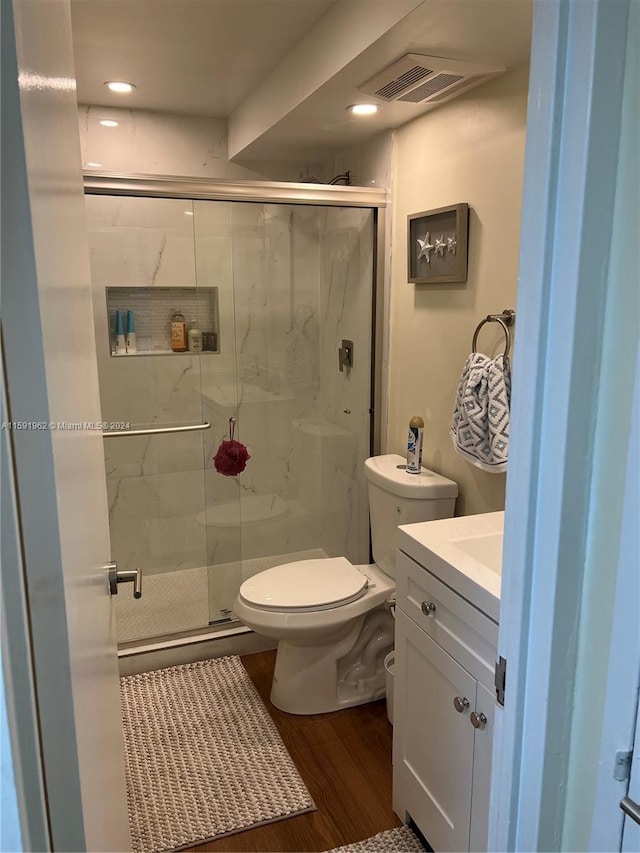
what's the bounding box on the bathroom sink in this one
[397,511,504,621]
[450,532,503,575]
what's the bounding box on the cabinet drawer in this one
[396,550,498,692]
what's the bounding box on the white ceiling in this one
[238,0,533,162]
[71,0,335,116]
[70,0,533,164]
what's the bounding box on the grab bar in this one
[103,421,211,438]
[472,308,515,359]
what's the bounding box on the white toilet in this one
[233,453,458,714]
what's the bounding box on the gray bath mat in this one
[120,656,315,853]
[325,826,427,853]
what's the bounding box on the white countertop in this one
[397,511,504,622]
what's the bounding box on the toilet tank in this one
[364,454,458,579]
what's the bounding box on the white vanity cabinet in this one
[392,548,499,853]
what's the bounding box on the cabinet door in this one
[469,681,495,853]
[394,609,476,852]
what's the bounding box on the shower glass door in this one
[193,201,375,625]
[85,187,376,644]
[85,194,219,642]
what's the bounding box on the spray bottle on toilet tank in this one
[406,415,424,474]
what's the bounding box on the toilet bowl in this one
[233,453,458,715]
[234,558,395,714]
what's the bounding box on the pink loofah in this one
[213,439,250,477]
[213,417,250,476]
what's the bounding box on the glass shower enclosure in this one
[84,177,386,646]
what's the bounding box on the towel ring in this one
[472,310,514,359]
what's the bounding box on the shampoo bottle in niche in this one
[125,310,137,353]
[170,310,187,352]
[406,415,424,474]
[114,310,126,355]
[187,320,202,353]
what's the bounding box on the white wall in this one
[388,65,529,516]
[77,105,302,181]
[304,130,394,188]
[4,0,131,847]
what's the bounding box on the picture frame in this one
[407,203,469,284]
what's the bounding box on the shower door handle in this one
[621,795,640,826]
[106,562,142,599]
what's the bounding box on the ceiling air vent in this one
[359,54,504,106]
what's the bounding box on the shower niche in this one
[105,286,219,356]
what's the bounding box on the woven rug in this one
[325,826,427,853]
[120,656,315,853]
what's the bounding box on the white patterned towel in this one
[450,352,511,473]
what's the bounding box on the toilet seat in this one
[239,557,368,612]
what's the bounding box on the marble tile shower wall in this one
[86,194,374,605]
[86,194,209,578]
[318,208,373,563]
[204,203,373,570]
[196,202,326,572]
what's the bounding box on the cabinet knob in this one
[470,711,488,729]
[453,696,470,713]
[421,601,436,616]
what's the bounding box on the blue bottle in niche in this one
[115,310,126,355]
[126,310,137,353]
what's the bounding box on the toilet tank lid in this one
[364,454,458,500]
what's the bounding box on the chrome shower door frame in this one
[84,173,388,659]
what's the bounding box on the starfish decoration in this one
[417,232,435,263]
[434,235,446,257]
[447,234,457,255]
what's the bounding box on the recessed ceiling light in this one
[184,211,194,216]
[99,119,119,127]
[84,162,103,169]
[347,103,379,116]
[105,81,136,93]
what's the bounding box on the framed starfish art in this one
[407,203,469,284]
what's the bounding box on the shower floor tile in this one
[115,566,210,642]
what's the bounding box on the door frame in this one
[1,347,50,853]
[2,1,85,845]
[489,0,635,849]
[589,349,639,852]
[1,0,130,849]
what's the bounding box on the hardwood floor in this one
[186,649,401,852]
